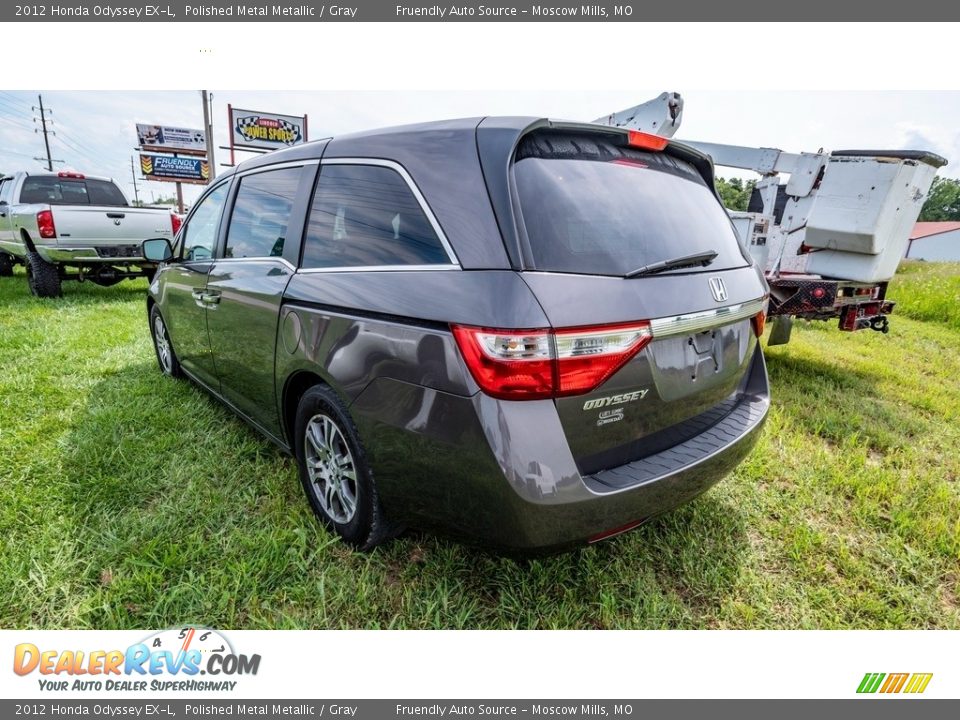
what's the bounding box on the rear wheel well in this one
[282,371,327,447]
[20,229,36,253]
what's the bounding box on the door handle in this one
[191,288,221,307]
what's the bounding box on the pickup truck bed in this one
[0,171,177,297]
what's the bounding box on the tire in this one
[25,251,62,298]
[0,253,13,277]
[149,304,183,378]
[294,384,396,550]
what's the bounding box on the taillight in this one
[170,213,182,236]
[627,130,668,152]
[57,171,85,179]
[450,327,554,400]
[553,323,652,395]
[36,210,56,239]
[752,311,766,337]
[451,322,652,400]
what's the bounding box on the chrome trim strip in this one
[211,256,297,272]
[318,157,460,267]
[297,264,460,274]
[233,159,320,178]
[650,298,766,338]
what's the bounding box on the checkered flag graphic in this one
[235,115,302,146]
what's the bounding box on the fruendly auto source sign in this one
[140,154,211,185]
[136,123,207,156]
[230,107,307,150]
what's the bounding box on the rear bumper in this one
[353,345,770,551]
[35,245,149,264]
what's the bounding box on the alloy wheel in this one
[153,314,173,374]
[304,413,359,524]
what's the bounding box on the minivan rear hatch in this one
[511,129,767,475]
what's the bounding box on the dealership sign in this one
[140,154,210,185]
[136,123,207,156]
[230,107,307,150]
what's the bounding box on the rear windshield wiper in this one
[624,250,718,278]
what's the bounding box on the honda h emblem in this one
[709,277,727,302]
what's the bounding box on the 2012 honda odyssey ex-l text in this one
[141,117,770,551]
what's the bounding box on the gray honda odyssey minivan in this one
[142,117,770,551]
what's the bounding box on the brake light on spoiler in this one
[627,130,669,152]
[451,322,653,400]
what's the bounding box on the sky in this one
[2,89,960,207]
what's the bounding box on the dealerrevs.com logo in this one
[13,627,260,693]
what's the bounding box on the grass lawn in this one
[0,261,957,630]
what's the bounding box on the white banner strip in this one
[2,630,955,700]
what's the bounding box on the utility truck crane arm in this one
[594,91,684,138]
[593,92,947,345]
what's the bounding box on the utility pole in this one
[130,156,141,206]
[32,95,54,171]
[202,90,216,180]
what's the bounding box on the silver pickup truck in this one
[0,171,178,297]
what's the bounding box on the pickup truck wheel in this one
[0,253,13,277]
[25,252,62,298]
[294,385,397,550]
[149,305,182,378]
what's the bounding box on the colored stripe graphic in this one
[857,673,885,693]
[904,673,933,694]
[857,672,932,694]
[880,673,909,693]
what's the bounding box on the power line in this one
[0,98,33,121]
[0,91,32,110]
[0,148,41,160]
[53,130,102,166]
[0,113,37,134]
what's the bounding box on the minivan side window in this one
[224,167,302,259]
[301,164,450,269]
[181,183,229,261]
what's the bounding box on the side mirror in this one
[141,237,173,262]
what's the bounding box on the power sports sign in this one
[229,107,308,151]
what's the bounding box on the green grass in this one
[0,263,958,629]
[892,260,960,331]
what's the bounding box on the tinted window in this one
[19,177,128,206]
[513,133,747,276]
[0,179,11,205]
[301,164,449,269]
[181,183,229,261]
[225,167,302,259]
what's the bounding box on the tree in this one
[714,176,757,212]
[919,176,960,221]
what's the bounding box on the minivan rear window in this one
[513,134,747,277]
